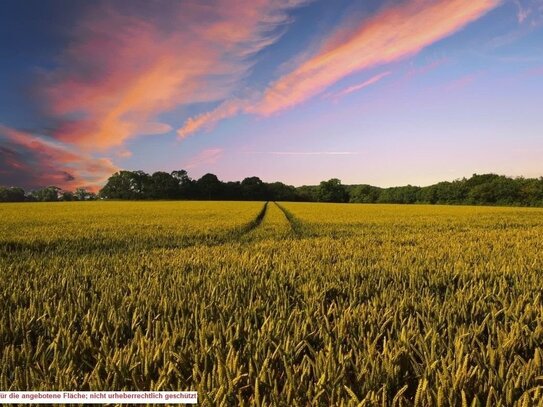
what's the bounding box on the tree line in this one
[2,171,543,207]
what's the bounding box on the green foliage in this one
[31,186,61,202]
[98,171,301,202]
[5,172,543,206]
[347,174,543,207]
[318,178,348,203]
[0,186,25,202]
[74,188,97,201]
[347,184,381,203]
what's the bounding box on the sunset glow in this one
[1,0,542,190]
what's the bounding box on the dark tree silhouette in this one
[32,186,61,202]
[318,178,348,203]
[196,173,223,200]
[241,177,267,201]
[3,171,543,207]
[0,187,25,202]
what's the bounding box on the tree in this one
[100,171,134,199]
[131,170,153,199]
[519,178,543,206]
[267,182,298,201]
[6,168,541,207]
[0,187,25,202]
[99,171,151,199]
[296,185,319,202]
[74,187,96,201]
[150,171,178,199]
[468,183,497,204]
[223,181,242,200]
[348,184,381,203]
[32,186,61,202]
[241,176,267,201]
[196,173,223,200]
[318,178,348,203]
[171,169,195,198]
[61,191,74,201]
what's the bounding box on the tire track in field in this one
[197,200,270,246]
[235,201,269,237]
[273,202,305,237]
[1,202,271,255]
[1,201,277,255]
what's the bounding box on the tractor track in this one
[1,201,303,256]
[236,201,269,236]
[273,202,304,237]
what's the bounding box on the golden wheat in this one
[1,201,543,406]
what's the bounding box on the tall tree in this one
[32,186,61,202]
[171,170,195,198]
[318,178,348,203]
[196,173,223,200]
[150,172,179,199]
[241,176,267,201]
[100,171,151,199]
[0,187,26,202]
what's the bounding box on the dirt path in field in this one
[1,201,302,255]
[273,202,304,237]
[240,201,287,241]
[236,201,269,236]
[234,201,307,242]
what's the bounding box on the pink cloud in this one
[406,57,450,78]
[513,0,543,24]
[41,0,310,150]
[178,99,251,139]
[252,0,500,115]
[442,73,480,92]
[116,150,133,158]
[514,0,530,22]
[325,71,392,101]
[245,151,359,156]
[0,125,117,191]
[178,0,500,137]
[184,148,224,169]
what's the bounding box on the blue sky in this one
[0,0,542,190]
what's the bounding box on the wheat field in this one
[1,201,543,406]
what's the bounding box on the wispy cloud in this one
[0,125,117,191]
[252,0,500,115]
[513,0,543,25]
[184,148,224,169]
[324,71,392,101]
[245,151,360,156]
[514,0,531,22]
[406,57,450,78]
[178,99,251,139]
[1,0,312,189]
[179,0,501,137]
[116,150,133,158]
[39,0,310,150]
[442,72,480,92]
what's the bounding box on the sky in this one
[0,0,542,191]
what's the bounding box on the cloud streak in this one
[253,0,500,115]
[2,0,312,190]
[40,0,310,150]
[245,151,360,155]
[513,0,543,24]
[179,0,500,137]
[325,71,392,100]
[0,125,117,191]
[184,148,224,169]
[178,99,251,139]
